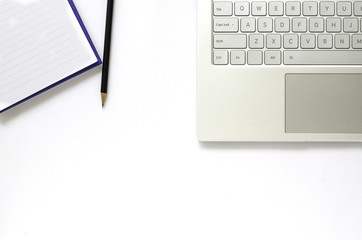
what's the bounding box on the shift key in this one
[214,35,247,49]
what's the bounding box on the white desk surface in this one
[1,1,362,239]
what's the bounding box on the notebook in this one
[0,0,101,113]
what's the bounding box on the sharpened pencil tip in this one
[101,93,107,108]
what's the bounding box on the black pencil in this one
[101,0,114,107]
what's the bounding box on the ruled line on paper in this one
[0,1,56,21]
[0,26,67,61]
[0,39,74,87]
[0,27,69,67]
[0,36,72,79]
[1,53,82,97]
[0,7,58,36]
[0,44,78,90]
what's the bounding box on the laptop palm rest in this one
[286,73,362,133]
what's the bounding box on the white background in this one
[1,0,362,239]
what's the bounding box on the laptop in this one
[198,0,362,141]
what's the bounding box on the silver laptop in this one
[198,0,362,141]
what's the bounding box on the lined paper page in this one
[0,0,98,111]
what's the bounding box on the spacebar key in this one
[284,51,362,65]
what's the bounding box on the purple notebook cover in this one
[0,0,102,114]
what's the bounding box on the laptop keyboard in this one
[213,1,362,65]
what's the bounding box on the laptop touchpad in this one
[285,74,362,133]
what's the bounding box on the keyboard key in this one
[318,34,333,49]
[320,1,335,16]
[214,34,247,49]
[284,34,299,48]
[309,18,324,32]
[303,1,318,16]
[214,2,233,16]
[269,1,284,16]
[214,51,229,65]
[249,34,264,48]
[284,50,362,64]
[286,2,301,16]
[354,2,362,16]
[258,17,273,32]
[301,34,316,48]
[251,1,267,16]
[266,34,281,48]
[344,18,358,33]
[326,18,341,32]
[235,1,250,16]
[265,51,282,65]
[292,18,307,32]
[275,18,290,32]
[335,34,350,49]
[248,50,263,65]
[352,34,362,49]
[214,18,239,32]
[337,1,352,16]
[241,18,256,32]
[231,51,246,65]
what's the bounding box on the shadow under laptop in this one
[199,141,362,150]
[0,67,101,124]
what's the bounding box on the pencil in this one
[101,0,114,107]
